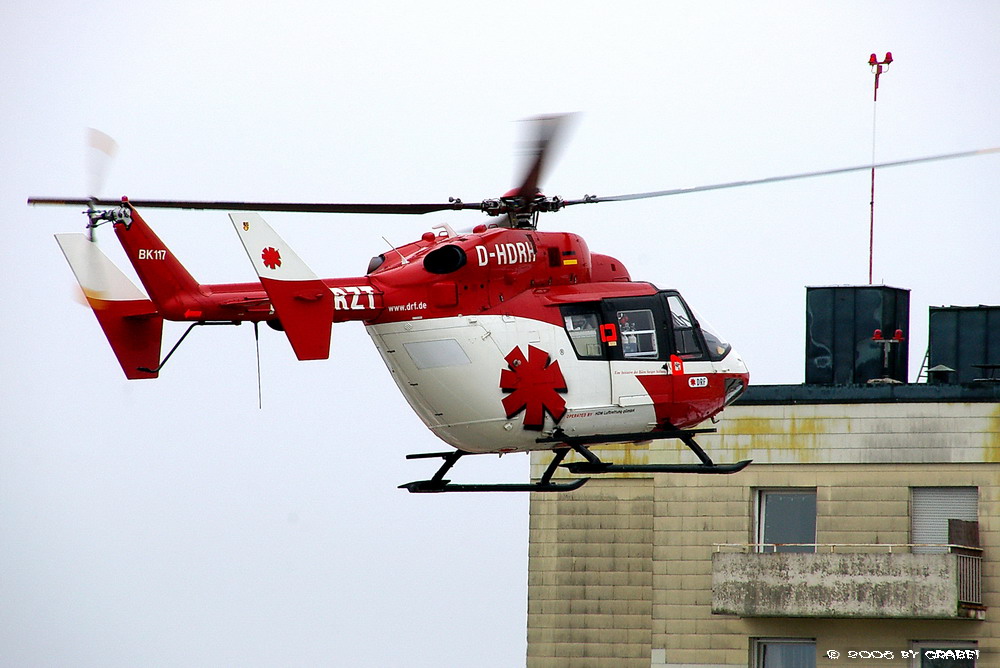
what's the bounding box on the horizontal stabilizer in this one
[55,234,163,379]
[229,213,333,360]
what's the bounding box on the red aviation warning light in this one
[869,52,893,100]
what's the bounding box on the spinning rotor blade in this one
[83,128,120,242]
[563,147,1000,206]
[29,140,998,221]
[27,197,482,215]
[86,128,119,199]
[513,113,576,199]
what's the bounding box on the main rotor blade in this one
[29,146,998,216]
[26,197,482,215]
[513,113,576,199]
[563,147,1000,206]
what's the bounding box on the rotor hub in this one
[86,204,132,230]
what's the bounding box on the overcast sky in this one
[3,2,998,666]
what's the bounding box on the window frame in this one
[615,307,660,359]
[755,488,818,554]
[599,295,670,363]
[752,638,817,668]
[910,641,978,668]
[910,486,979,554]
[663,291,707,360]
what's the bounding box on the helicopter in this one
[29,116,999,493]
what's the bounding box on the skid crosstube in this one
[400,448,588,494]
[400,427,752,493]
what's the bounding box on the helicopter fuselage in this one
[55,203,749,459]
[358,223,749,453]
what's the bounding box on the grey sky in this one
[3,2,998,666]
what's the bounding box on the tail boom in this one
[112,203,279,322]
[60,201,386,377]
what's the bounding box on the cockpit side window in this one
[617,309,659,358]
[666,294,705,359]
[561,307,604,359]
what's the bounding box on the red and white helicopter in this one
[30,117,998,492]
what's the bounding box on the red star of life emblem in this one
[261,247,282,270]
[499,345,568,430]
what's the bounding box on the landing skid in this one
[559,442,751,476]
[400,428,751,493]
[550,428,751,476]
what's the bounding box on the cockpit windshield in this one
[693,310,732,361]
[666,293,731,362]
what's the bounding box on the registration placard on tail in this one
[55,234,163,379]
[229,213,333,360]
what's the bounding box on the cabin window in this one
[402,338,472,369]
[617,309,658,359]
[562,311,604,359]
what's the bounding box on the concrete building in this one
[526,292,999,667]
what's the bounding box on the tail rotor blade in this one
[86,128,119,198]
[84,128,120,242]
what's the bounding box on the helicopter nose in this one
[720,349,750,406]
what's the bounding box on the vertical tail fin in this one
[113,203,204,319]
[229,213,334,360]
[55,234,163,379]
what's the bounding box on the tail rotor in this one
[84,128,119,241]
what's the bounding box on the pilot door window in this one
[562,312,604,359]
[617,309,658,359]
[665,294,704,359]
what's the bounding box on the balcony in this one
[711,544,984,620]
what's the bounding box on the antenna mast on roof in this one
[868,51,893,284]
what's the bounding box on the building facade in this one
[527,384,999,667]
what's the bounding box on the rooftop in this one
[737,381,1000,405]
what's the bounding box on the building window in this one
[757,489,817,553]
[910,641,978,667]
[911,487,978,554]
[753,638,816,668]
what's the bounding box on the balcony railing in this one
[714,543,979,554]
[956,553,982,606]
[711,544,984,619]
